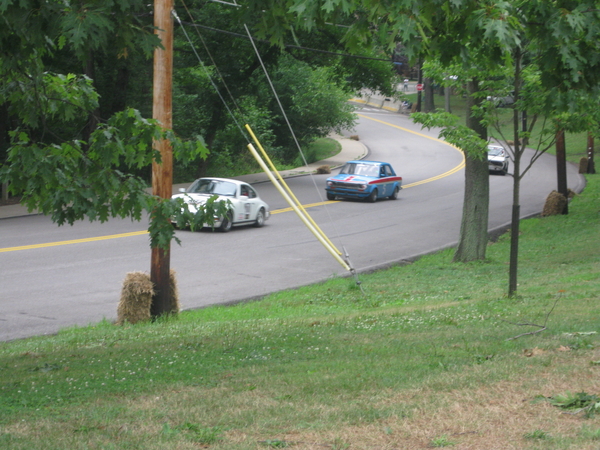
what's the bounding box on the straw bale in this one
[116,271,154,325]
[541,190,567,217]
[579,157,589,174]
[316,165,331,174]
[168,269,180,314]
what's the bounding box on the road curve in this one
[0,110,585,341]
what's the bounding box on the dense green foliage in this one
[170,1,397,177]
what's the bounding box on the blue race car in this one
[325,160,402,202]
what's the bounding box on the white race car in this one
[172,177,270,232]
[487,145,509,175]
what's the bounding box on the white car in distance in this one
[487,145,509,176]
[172,177,270,232]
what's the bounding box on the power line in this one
[176,21,390,62]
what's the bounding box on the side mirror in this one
[178,188,186,193]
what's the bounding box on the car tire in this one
[219,211,233,232]
[367,189,378,203]
[389,186,399,200]
[326,192,336,201]
[502,163,509,176]
[254,208,266,227]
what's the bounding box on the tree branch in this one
[503,294,561,340]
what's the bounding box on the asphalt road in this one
[0,109,586,341]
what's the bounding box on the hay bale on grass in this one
[168,269,180,315]
[349,135,359,141]
[541,190,567,217]
[116,270,180,325]
[117,272,154,325]
[316,165,331,174]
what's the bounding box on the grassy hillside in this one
[0,174,598,447]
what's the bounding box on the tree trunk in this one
[587,132,596,174]
[453,79,489,262]
[424,77,435,112]
[555,128,568,214]
[416,59,423,112]
[508,49,523,297]
[508,133,521,296]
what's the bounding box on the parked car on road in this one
[172,177,270,232]
[488,145,509,175]
[325,160,402,202]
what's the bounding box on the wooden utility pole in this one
[151,0,174,317]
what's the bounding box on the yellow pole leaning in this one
[247,143,350,271]
[245,124,342,255]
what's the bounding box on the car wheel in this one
[326,192,336,201]
[254,208,265,227]
[502,162,509,176]
[389,186,399,200]
[367,189,378,203]
[219,211,233,232]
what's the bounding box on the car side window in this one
[240,185,249,197]
[384,165,394,176]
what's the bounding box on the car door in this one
[378,165,389,197]
[239,184,259,222]
[380,164,397,197]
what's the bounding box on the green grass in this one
[284,137,341,169]
[306,137,342,162]
[1,96,598,448]
[0,175,598,449]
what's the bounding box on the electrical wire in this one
[241,23,361,285]
[174,0,363,288]
[174,4,248,141]
[178,21,390,62]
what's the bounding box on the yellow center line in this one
[271,200,338,214]
[1,117,464,253]
[0,231,148,253]
[357,114,466,187]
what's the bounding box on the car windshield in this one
[488,146,505,157]
[339,162,380,177]
[186,179,237,197]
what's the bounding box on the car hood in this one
[171,192,228,206]
[488,155,506,163]
[327,174,376,184]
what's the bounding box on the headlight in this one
[327,181,333,186]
